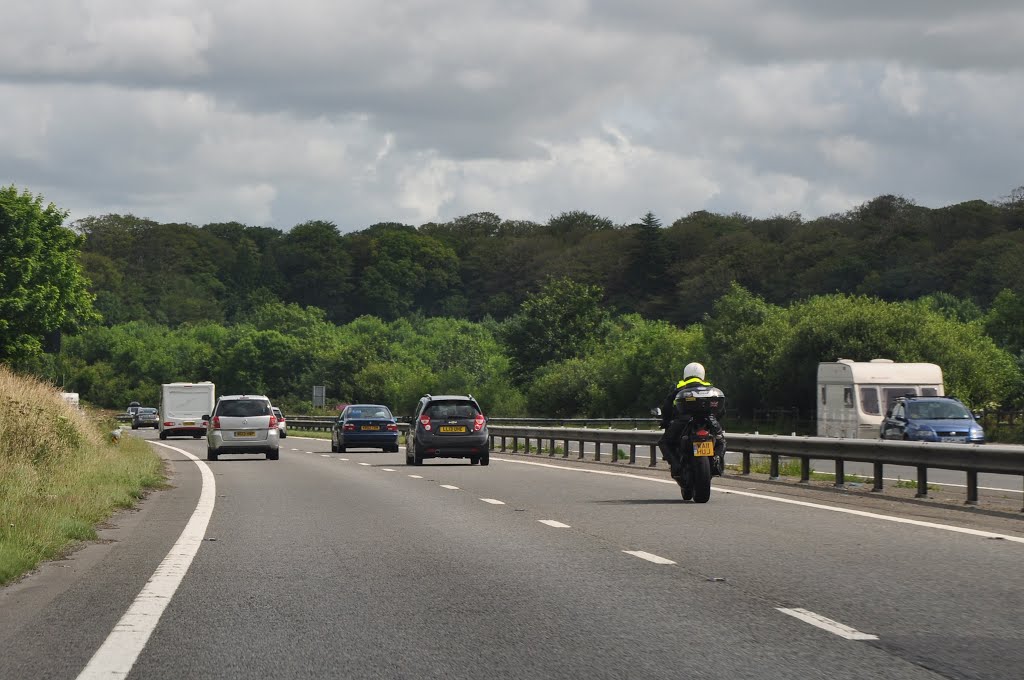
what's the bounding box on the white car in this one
[205,395,280,461]
[272,407,288,439]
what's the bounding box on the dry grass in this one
[0,365,164,585]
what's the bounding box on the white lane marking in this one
[409,475,423,479]
[440,484,460,490]
[77,442,215,680]
[538,520,571,528]
[291,448,299,451]
[623,550,676,565]
[493,457,1024,544]
[777,608,879,641]
[358,463,371,466]
[339,458,349,461]
[480,498,506,505]
[382,468,396,472]
[320,454,330,457]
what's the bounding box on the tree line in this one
[3,185,1024,420]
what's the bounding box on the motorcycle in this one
[653,387,726,503]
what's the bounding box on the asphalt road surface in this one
[2,431,1023,679]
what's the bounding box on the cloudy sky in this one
[2,1,1023,231]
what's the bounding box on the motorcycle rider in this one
[657,362,726,477]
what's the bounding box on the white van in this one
[159,382,216,440]
[817,359,944,439]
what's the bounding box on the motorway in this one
[2,432,1023,679]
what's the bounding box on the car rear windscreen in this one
[425,401,479,419]
[217,400,271,417]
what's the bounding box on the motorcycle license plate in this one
[693,440,715,457]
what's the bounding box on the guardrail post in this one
[629,443,636,465]
[915,466,929,499]
[769,454,780,480]
[872,462,884,492]
[578,439,584,460]
[799,457,810,483]
[649,445,657,467]
[501,435,507,452]
[512,436,519,453]
[524,436,531,454]
[549,438,556,457]
[594,441,601,462]
[834,460,845,488]
[563,439,569,458]
[965,471,979,505]
[742,451,751,475]
[489,434,494,450]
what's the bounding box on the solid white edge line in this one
[777,608,879,640]
[623,550,676,565]
[77,442,215,680]
[492,457,1024,544]
[440,484,460,490]
[480,498,506,505]
[538,520,571,528]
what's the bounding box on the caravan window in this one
[843,388,854,408]
[921,387,939,397]
[883,387,917,414]
[859,387,880,415]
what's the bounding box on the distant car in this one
[205,394,280,461]
[406,394,488,466]
[272,407,288,439]
[332,404,399,452]
[127,401,142,417]
[880,396,985,443]
[132,407,160,430]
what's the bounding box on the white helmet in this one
[683,362,706,381]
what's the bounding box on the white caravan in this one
[159,382,216,440]
[817,359,944,439]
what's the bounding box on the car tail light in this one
[420,415,432,431]
[344,423,356,431]
[473,414,485,432]
[386,423,398,431]
[212,416,221,430]
[269,415,277,428]
[163,421,174,427]
[696,428,709,438]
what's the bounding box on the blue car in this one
[880,396,984,443]
[331,404,400,452]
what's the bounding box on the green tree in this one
[0,187,98,365]
[501,277,610,381]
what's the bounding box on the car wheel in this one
[331,440,338,453]
[159,431,167,440]
[193,433,201,439]
[338,445,346,453]
[413,444,424,466]
[207,447,218,461]
[280,432,287,439]
[131,423,138,430]
[480,448,490,466]
[390,445,400,453]
[267,448,280,461]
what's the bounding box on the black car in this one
[331,404,399,452]
[406,394,489,466]
[132,407,160,430]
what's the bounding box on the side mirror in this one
[650,407,662,418]
[972,411,982,420]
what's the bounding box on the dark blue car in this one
[880,396,985,443]
[331,404,400,452]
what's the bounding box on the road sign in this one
[312,385,326,408]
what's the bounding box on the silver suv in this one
[205,395,280,461]
[406,394,489,466]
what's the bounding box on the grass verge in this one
[0,366,164,586]
[289,429,331,440]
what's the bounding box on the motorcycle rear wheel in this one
[691,456,712,503]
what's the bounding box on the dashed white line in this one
[77,442,216,680]
[480,498,506,505]
[494,457,1024,544]
[538,520,571,528]
[290,448,299,451]
[408,475,423,479]
[339,458,349,461]
[623,550,676,565]
[320,454,330,457]
[358,463,371,466]
[777,608,879,640]
[440,484,460,490]
[382,468,396,472]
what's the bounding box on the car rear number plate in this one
[693,441,715,456]
[183,421,195,426]
[440,425,466,433]
[235,431,256,437]
[940,436,964,443]
[361,425,380,431]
